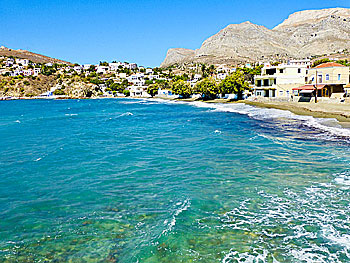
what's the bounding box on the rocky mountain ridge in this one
[161,8,350,67]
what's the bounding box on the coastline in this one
[3,95,350,127]
[163,97,350,128]
[243,100,350,126]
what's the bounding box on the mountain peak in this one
[161,7,350,67]
[274,7,350,29]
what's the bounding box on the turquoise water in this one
[1,98,350,262]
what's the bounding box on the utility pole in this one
[314,69,318,103]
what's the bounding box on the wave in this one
[138,98,350,142]
[161,199,191,236]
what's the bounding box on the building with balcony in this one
[253,60,309,98]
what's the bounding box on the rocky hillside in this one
[161,8,350,67]
[0,46,71,64]
[0,75,102,98]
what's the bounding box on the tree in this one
[171,80,192,98]
[242,65,263,83]
[123,89,130,97]
[312,58,330,67]
[219,70,249,100]
[99,61,109,66]
[208,65,215,76]
[88,65,96,72]
[53,89,65,95]
[145,79,154,85]
[201,64,208,78]
[147,83,160,97]
[194,78,219,100]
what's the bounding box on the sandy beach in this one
[243,100,350,126]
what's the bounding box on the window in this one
[338,74,341,81]
[298,68,301,73]
[326,74,329,81]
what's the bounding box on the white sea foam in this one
[65,113,78,116]
[222,249,270,263]
[334,171,350,186]
[141,98,350,141]
[162,199,191,235]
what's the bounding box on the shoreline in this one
[243,100,350,127]
[164,97,350,128]
[3,96,350,127]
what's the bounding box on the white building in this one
[128,86,150,97]
[83,64,93,70]
[34,68,41,76]
[23,69,33,76]
[129,63,137,70]
[74,66,83,74]
[148,75,160,80]
[109,62,121,71]
[145,68,153,74]
[253,62,309,98]
[96,66,109,74]
[216,72,228,80]
[16,59,29,67]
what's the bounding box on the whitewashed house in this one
[128,86,150,97]
[16,59,29,67]
[23,69,33,76]
[145,68,153,74]
[74,66,83,74]
[83,64,93,70]
[34,68,41,76]
[216,72,228,80]
[127,74,145,86]
[253,60,309,99]
[96,66,109,74]
[148,75,160,80]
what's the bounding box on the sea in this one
[1,98,350,262]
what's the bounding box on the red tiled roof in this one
[314,62,345,68]
[292,85,325,90]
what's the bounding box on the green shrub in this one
[53,89,65,95]
[123,90,130,97]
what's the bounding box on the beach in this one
[244,100,350,127]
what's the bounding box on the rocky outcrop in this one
[160,48,195,67]
[161,8,350,67]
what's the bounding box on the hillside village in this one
[1,50,350,104]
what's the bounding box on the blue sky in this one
[0,0,349,67]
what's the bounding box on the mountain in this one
[160,8,350,67]
[0,46,71,64]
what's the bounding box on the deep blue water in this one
[1,98,350,262]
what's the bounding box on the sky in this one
[0,0,349,67]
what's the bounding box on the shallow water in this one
[1,98,350,262]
